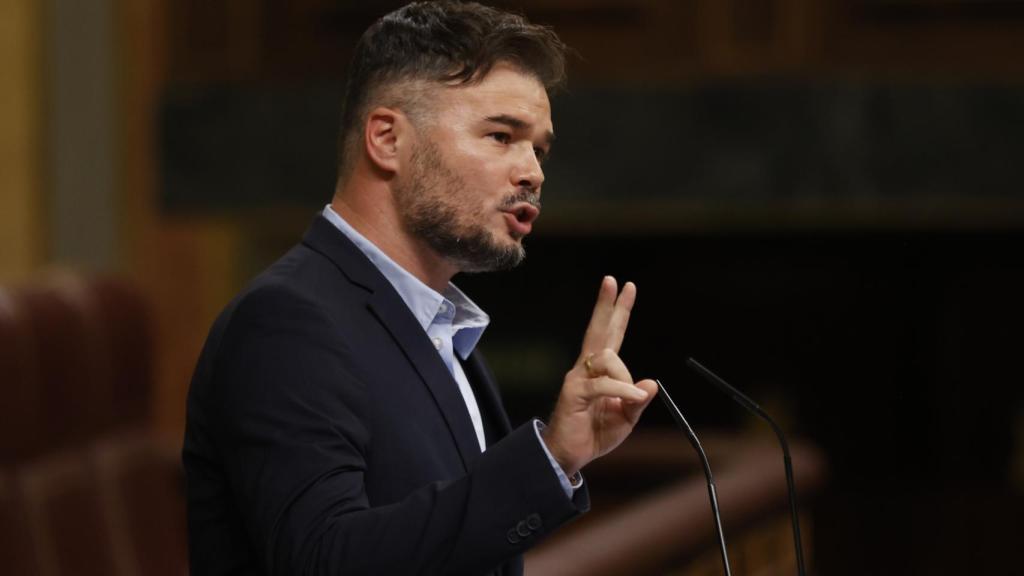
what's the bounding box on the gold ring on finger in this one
[584,352,596,377]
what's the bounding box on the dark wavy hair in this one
[336,1,568,178]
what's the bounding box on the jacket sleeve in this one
[210,285,589,576]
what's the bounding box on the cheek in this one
[445,140,510,202]
[453,160,502,199]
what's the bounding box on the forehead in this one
[433,63,553,132]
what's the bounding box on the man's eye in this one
[488,132,511,144]
[534,147,547,161]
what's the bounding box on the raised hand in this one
[541,276,658,477]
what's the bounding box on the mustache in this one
[500,189,541,211]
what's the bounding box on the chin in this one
[497,228,525,246]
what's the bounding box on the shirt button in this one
[432,337,442,350]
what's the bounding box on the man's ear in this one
[363,107,409,174]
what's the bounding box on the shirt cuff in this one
[533,419,583,498]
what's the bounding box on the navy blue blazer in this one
[183,215,588,575]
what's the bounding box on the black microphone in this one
[685,358,808,576]
[655,379,732,576]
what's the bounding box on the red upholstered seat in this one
[1,273,178,576]
[17,449,126,576]
[0,472,42,576]
[87,277,153,428]
[93,432,188,576]
[0,288,42,464]
[15,276,116,454]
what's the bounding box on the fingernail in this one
[632,388,648,400]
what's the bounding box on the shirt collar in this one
[321,205,489,359]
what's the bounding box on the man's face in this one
[394,63,553,273]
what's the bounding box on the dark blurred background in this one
[2,0,1023,574]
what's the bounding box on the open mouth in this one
[510,203,540,224]
[501,203,540,237]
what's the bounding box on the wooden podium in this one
[526,430,827,576]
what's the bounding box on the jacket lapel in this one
[302,214,482,471]
[366,291,482,470]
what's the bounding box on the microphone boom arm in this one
[685,358,808,576]
[655,379,732,576]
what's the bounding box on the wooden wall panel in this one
[0,0,44,281]
[129,0,1024,436]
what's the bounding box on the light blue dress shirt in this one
[321,206,579,495]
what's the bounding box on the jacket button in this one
[516,520,530,537]
[507,528,521,545]
[526,513,542,530]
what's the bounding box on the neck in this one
[332,179,457,294]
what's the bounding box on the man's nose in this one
[512,145,545,192]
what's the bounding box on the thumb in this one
[622,379,658,424]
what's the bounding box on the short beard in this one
[395,139,536,273]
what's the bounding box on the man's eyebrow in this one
[484,114,555,145]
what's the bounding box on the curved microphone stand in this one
[655,379,732,576]
[685,358,808,576]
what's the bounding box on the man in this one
[183,2,658,575]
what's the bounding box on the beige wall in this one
[48,0,119,272]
